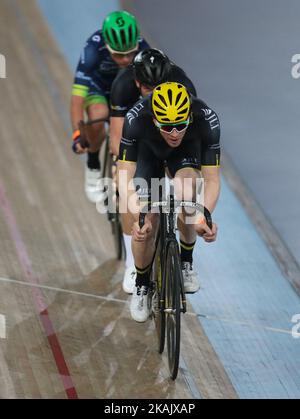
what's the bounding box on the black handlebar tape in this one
[204,207,213,230]
[139,213,146,230]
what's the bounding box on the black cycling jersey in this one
[119,95,220,194]
[110,64,197,117]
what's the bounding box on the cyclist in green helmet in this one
[71,10,149,204]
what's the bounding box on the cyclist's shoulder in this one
[191,98,220,139]
[79,30,111,71]
[111,66,138,112]
[169,63,187,78]
[168,64,197,96]
[113,65,135,87]
[85,30,107,49]
[124,96,152,129]
[192,97,218,118]
[137,37,150,50]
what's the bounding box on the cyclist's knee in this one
[147,212,159,228]
[85,105,108,149]
[174,169,200,202]
[145,213,159,241]
[87,103,109,120]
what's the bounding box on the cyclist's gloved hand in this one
[72,129,89,154]
[194,217,218,242]
[72,137,82,154]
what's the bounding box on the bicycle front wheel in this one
[165,240,182,380]
[104,144,124,260]
[112,206,124,260]
[152,249,166,354]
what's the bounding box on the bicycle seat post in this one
[169,183,175,210]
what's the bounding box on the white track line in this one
[197,313,300,337]
[0,314,6,339]
[0,276,127,304]
[2,276,298,337]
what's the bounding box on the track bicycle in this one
[79,119,125,260]
[139,190,212,380]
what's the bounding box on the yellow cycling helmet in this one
[152,82,191,123]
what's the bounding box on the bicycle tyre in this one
[102,138,124,261]
[151,244,166,354]
[101,134,110,179]
[165,240,182,380]
[112,209,124,261]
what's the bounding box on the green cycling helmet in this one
[102,11,140,53]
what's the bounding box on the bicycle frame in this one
[154,195,187,317]
[139,194,212,378]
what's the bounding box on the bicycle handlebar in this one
[139,201,213,230]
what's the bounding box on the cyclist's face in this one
[110,51,137,68]
[158,126,186,148]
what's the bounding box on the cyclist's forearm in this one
[119,189,141,223]
[110,117,125,156]
[203,179,221,213]
[117,162,139,219]
[70,95,85,131]
[128,191,141,222]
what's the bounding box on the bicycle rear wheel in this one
[101,134,110,179]
[102,138,124,260]
[165,240,182,380]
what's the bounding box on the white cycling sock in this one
[123,233,135,268]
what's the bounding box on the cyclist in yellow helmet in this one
[117,82,221,322]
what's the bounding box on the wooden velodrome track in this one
[0,0,238,399]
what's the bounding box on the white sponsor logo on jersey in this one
[127,103,144,125]
[202,108,220,130]
[202,108,212,117]
[92,35,101,43]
